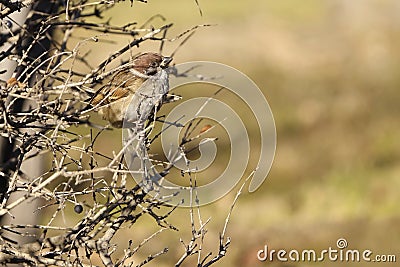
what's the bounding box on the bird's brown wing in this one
[90,69,144,107]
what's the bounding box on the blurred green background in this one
[80,0,400,266]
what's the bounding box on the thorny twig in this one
[0,0,239,266]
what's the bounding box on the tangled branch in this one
[0,0,238,266]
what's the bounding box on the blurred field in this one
[79,0,400,266]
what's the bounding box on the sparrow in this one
[89,52,172,128]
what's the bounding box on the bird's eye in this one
[150,61,158,68]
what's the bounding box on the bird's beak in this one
[160,56,173,69]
